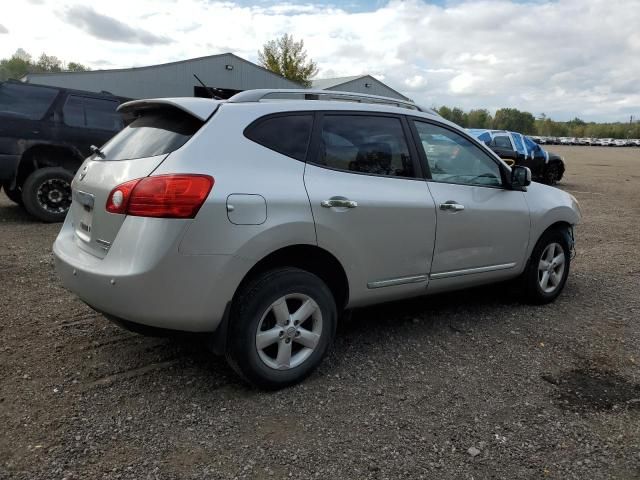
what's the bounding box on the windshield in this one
[99,108,204,161]
[0,83,58,120]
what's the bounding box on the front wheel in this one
[225,268,337,389]
[21,167,74,222]
[522,228,571,304]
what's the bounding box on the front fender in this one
[524,182,581,258]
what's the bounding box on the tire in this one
[225,267,337,389]
[522,228,571,305]
[542,163,561,185]
[21,167,74,222]
[1,182,23,205]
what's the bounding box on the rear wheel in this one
[22,167,74,222]
[522,228,571,304]
[1,182,23,205]
[225,268,337,389]
[543,163,562,185]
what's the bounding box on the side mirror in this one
[511,165,532,190]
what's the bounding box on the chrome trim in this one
[430,263,516,279]
[367,274,428,289]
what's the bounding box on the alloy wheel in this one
[36,178,71,214]
[538,242,566,293]
[255,293,323,370]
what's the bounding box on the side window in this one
[62,95,85,127]
[315,115,415,178]
[245,114,313,161]
[493,135,512,149]
[84,97,122,131]
[413,121,502,187]
[0,83,58,120]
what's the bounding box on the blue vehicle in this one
[468,129,565,185]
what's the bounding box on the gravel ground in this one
[1,146,639,480]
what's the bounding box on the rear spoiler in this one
[117,98,223,122]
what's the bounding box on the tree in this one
[67,62,89,72]
[467,109,492,129]
[0,49,89,80]
[493,108,535,134]
[35,53,62,73]
[258,34,318,87]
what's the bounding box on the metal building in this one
[22,53,410,102]
[311,75,410,101]
[22,53,300,99]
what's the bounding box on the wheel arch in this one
[16,144,84,188]
[233,244,350,311]
[527,220,573,263]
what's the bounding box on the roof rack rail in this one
[227,89,436,114]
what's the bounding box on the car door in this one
[410,119,531,291]
[304,113,437,306]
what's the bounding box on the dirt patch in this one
[543,369,640,412]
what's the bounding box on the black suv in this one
[469,129,565,185]
[0,80,127,221]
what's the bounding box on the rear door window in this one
[0,82,58,120]
[99,108,203,161]
[84,97,122,130]
[62,95,85,127]
[314,115,416,178]
[63,95,122,131]
[244,114,313,161]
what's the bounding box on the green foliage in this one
[493,108,536,134]
[0,49,90,81]
[258,34,318,87]
[467,109,492,129]
[437,105,639,139]
[67,62,89,72]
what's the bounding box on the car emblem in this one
[79,166,88,181]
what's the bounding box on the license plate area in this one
[73,190,95,242]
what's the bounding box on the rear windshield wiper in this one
[90,145,105,158]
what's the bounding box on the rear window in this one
[0,83,58,120]
[244,114,313,161]
[99,108,203,161]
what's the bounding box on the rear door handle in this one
[321,199,358,208]
[439,201,465,212]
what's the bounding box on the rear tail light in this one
[106,174,214,218]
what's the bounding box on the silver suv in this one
[53,90,581,388]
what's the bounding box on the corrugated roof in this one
[311,75,365,89]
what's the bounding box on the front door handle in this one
[321,198,358,209]
[439,201,465,212]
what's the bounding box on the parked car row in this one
[468,129,565,185]
[0,80,128,222]
[530,136,640,147]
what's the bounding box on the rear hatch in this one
[69,98,220,258]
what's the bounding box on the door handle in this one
[439,201,465,212]
[321,199,358,208]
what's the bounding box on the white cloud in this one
[0,0,637,121]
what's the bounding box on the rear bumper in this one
[0,154,19,183]
[52,216,250,332]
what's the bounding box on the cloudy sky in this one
[1,0,638,121]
